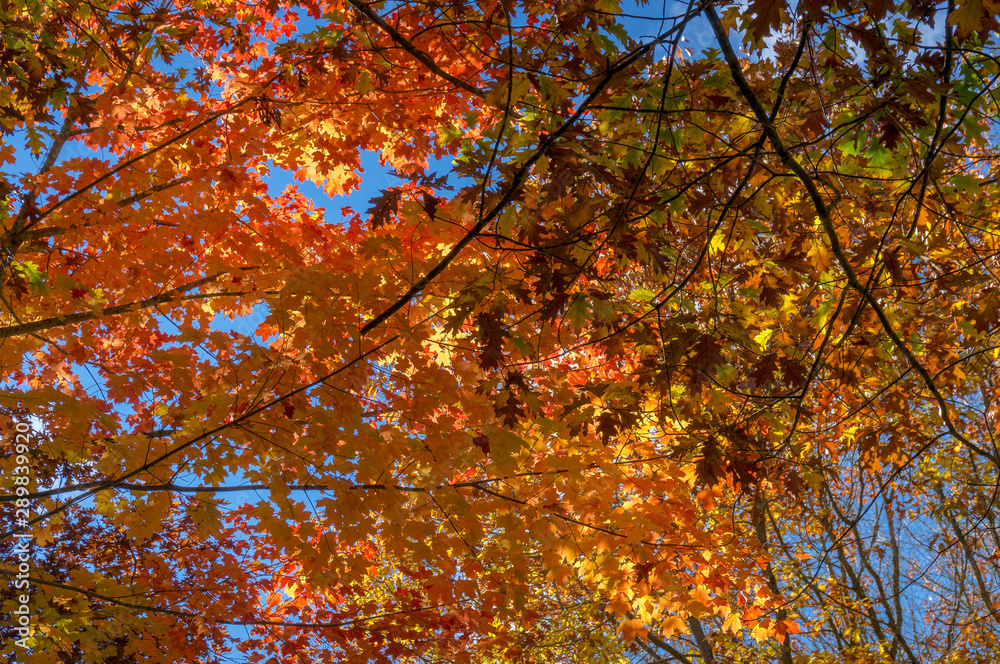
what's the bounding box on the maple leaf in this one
[778,356,807,388]
[472,434,490,455]
[494,389,525,427]
[745,0,787,44]
[365,186,403,229]
[750,353,781,387]
[950,0,1000,41]
[475,309,509,370]
[696,437,725,486]
[421,191,440,219]
[596,411,619,445]
[968,288,1000,332]
[687,335,725,389]
[866,0,896,19]
[878,117,902,150]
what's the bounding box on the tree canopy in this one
[3,0,1000,661]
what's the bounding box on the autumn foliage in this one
[3,0,1000,661]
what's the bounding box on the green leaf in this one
[629,288,657,302]
[13,260,46,293]
[565,294,590,327]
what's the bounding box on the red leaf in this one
[472,434,490,455]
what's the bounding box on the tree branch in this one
[345,0,485,98]
[703,1,999,469]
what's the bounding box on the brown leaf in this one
[472,434,490,455]
[366,187,402,229]
[475,310,509,371]
[746,0,788,43]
